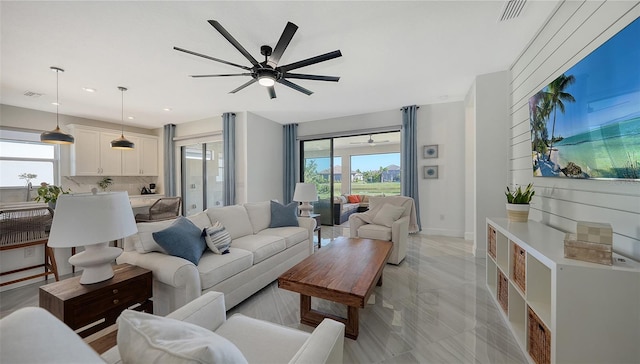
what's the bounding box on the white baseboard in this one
[419,228,464,238]
[464,231,474,241]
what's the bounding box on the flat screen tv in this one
[529,17,640,180]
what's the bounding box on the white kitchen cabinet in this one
[69,125,158,176]
[486,218,640,364]
[121,136,158,176]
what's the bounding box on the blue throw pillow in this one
[269,201,299,228]
[152,217,206,265]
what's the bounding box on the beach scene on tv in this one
[529,17,639,180]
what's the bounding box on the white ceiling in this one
[0,1,558,129]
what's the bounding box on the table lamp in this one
[47,189,137,284]
[293,183,318,217]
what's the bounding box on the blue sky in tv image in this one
[530,17,640,180]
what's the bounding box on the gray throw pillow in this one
[269,201,299,228]
[152,216,206,265]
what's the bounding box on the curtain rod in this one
[399,106,420,110]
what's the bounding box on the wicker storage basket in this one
[528,306,551,364]
[497,269,508,313]
[512,242,526,292]
[488,225,497,259]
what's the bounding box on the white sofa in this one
[117,201,316,315]
[0,291,345,364]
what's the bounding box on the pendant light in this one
[41,67,75,144]
[111,86,135,150]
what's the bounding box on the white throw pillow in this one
[117,310,248,364]
[372,203,406,228]
[204,221,232,254]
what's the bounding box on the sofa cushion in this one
[244,201,271,234]
[198,248,254,290]
[269,200,299,228]
[232,234,286,264]
[206,206,253,240]
[358,224,392,241]
[372,203,406,228]
[117,310,247,364]
[203,222,232,254]
[215,314,309,364]
[152,217,206,265]
[257,226,308,249]
[348,195,360,203]
[187,210,213,230]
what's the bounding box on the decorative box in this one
[564,233,612,266]
[576,221,613,245]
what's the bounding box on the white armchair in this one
[349,196,417,264]
[1,292,345,364]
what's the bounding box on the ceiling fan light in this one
[258,75,275,87]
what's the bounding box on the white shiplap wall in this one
[509,1,640,260]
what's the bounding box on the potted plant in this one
[98,177,113,191]
[35,183,71,209]
[505,183,534,222]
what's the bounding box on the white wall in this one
[468,71,511,255]
[298,102,466,237]
[508,1,640,260]
[245,112,283,203]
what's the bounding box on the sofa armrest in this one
[297,216,317,255]
[117,251,201,299]
[391,215,410,244]
[288,318,345,364]
[165,291,227,332]
[348,213,367,237]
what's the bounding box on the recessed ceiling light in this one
[51,102,60,106]
[127,116,135,120]
[163,108,172,112]
[82,87,96,93]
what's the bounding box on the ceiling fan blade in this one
[267,22,298,68]
[267,86,277,99]
[229,79,258,94]
[279,50,342,72]
[277,79,313,95]
[208,20,260,67]
[174,47,251,70]
[190,73,252,78]
[283,73,340,82]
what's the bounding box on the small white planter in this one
[506,203,529,222]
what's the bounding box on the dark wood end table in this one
[39,263,152,340]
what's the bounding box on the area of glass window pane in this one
[0,141,55,159]
[0,161,55,187]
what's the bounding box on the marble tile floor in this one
[0,226,527,363]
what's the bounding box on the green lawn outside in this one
[318,182,401,199]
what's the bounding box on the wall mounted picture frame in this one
[423,145,438,158]
[423,165,438,179]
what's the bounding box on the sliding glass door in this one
[181,141,224,216]
[301,139,333,225]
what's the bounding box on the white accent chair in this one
[348,196,415,264]
[0,291,345,364]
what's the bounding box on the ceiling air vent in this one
[499,0,527,22]
[24,91,43,97]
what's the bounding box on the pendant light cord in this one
[56,69,60,129]
[121,88,125,137]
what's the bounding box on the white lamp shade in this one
[293,183,318,202]
[48,191,137,248]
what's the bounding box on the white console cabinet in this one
[486,218,640,364]
[69,125,158,176]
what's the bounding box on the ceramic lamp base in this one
[68,242,123,284]
[298,202,313,217]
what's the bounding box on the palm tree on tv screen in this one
[544,73,576,160]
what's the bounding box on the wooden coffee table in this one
[278,237,392,339]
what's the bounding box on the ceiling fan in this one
[174,20,342,99]
[350,135,390,146]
